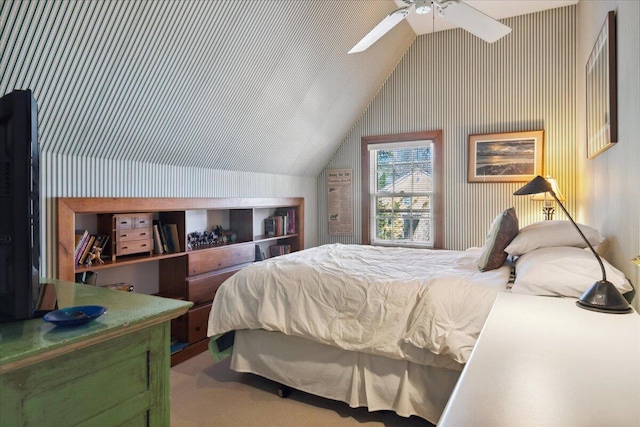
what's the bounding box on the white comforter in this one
[207,243,510,368]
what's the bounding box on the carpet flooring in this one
[170,351,435,427]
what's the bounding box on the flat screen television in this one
[0,89,41,322]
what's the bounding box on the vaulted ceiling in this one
[1,0,576,177]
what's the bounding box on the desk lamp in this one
[530,176,565,220]
[514,175,632,313]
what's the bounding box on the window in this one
[361,131,443,248]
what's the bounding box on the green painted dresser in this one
[0,280,192,426]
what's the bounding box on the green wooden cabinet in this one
[0,280,192,426]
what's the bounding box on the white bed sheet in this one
[208,243,511,366]
[232,329,460,424]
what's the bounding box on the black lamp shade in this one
[513,175,553,195]
[514,176,633,314]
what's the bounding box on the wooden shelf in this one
[75,251,186,273]
[254,233,299,243]
[56,196,305,365]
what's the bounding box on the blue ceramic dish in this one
[43,305,107,326]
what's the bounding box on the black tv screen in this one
[0,89,40,322]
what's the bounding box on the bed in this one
[206,212,634,424]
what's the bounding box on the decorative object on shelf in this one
[529,176,565,220]
[187,230,219,250]
[468,131,544,183]
[514,175,632,314]
[85,245,105,266]
[586,10,618,159]
[223,230,238,242]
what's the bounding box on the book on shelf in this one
[264,213,292,237]
[76,234,110,266]
[274,207,296,234]
[163,223,180,253]
[78,235,96,265]
[264,217,276,237]
[154,220,170,253]
[74,231,91,265]
[152,224,164,254]
[269,244,291,257]
[74,229,89,261]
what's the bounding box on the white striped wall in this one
[1,0,413,177]
[319,6,577,250]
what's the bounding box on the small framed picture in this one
[468,130,544,183]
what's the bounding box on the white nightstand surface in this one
[439,292,640,427]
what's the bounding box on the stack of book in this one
[152,220,181,254]
[74,230,110,266]
[275,207,295,234]
[269,244,291,257]
[264,208,295,237]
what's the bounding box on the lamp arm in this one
[551,192,607,281]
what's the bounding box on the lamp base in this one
[576,280,634,314]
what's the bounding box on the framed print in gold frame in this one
[468,130,544,183]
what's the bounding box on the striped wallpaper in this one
[1,0,412,177]
[319,6,578,251]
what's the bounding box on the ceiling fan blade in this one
[439,1,511,43]
[348,6,412,54]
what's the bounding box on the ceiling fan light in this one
[415,0,431,15]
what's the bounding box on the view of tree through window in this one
[372,144,433,245]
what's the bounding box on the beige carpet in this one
[170,351,435,427]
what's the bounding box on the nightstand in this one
[439,293,640,426]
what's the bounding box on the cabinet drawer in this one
[115,216,134,230]
[115,227,152,242]
[187,269,239,304]
[172,304,211,344]
[188,243,254,275]
[134,215,152,228]
[116,239,153,256]
[114,213,153,230]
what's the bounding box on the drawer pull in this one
[121,234,127,237]
[195,326,201,332]
[141,244,147,247]
[122,246,128,249]
[141,232,146,236]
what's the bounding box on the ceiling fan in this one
[348,0,512,53]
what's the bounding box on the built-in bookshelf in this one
[56,197,304,364]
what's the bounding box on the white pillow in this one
[505,220,603,256]
[511,246,633,297]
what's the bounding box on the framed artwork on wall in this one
[586,10,617,159]
[467,130,544,183]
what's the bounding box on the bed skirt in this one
[225,329,460,424]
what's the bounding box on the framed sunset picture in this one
[467,130,544,183]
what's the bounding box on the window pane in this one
[370,141,434,246]
[376,167,393,192]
